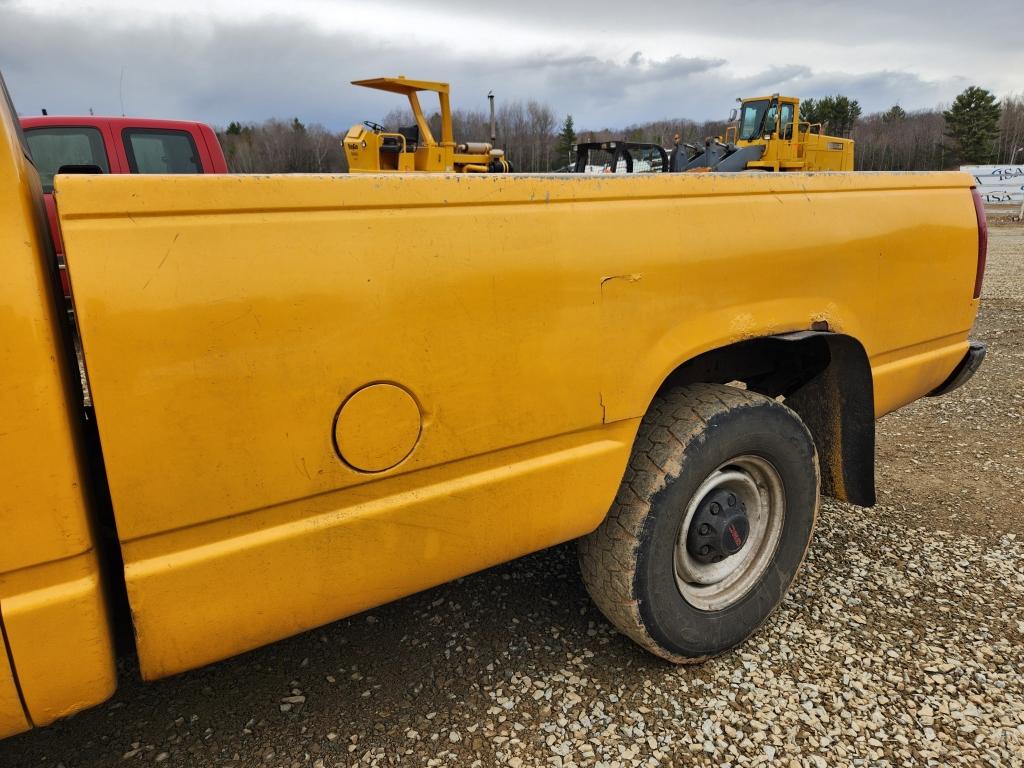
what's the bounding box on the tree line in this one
[217,86,1024,174]
[220,118,345,172]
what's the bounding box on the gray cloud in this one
[389,0,1021,47]
[0,2,1008,132]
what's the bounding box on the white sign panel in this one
[961,165,1024,203]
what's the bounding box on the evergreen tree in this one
[882,105,907,123]
[800,98,819,125]
[821,95,861,136]
[943,86,1001,164]
[799,95,861,136]
[556,115,576,166]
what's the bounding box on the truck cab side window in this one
[123,129,201,174]
[24,127,109,193]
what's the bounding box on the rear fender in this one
[665,332,875,506]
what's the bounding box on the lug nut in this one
[700,545,711,555]
[710,502,721,515]
[699,523,711,535]
[727,493,737,507]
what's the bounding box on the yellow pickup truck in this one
[0,74,988,737]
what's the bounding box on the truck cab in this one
[19,115,227,296]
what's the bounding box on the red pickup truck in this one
[19,116,227,294]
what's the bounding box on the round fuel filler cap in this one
[334,383,422,472]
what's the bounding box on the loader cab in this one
[735,96,798,143]
[727,95,853,172]
[729,95,797,171]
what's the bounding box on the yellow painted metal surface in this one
[53,169,980,680]
[0,76,116,733]
[0,554,117,725]
[122,422,636,677]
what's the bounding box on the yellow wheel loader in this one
[674,94,854,172]
[344,77,512,173]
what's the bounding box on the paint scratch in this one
[142,232,180,290]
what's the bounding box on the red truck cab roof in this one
[20,114,227,193]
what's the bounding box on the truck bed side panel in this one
[55,171,978,679]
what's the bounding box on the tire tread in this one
[578,383,805,662]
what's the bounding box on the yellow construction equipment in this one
[673,94,855,172]
[343,77,511,173]
[345,80,850,175]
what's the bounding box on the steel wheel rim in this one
[673,454,785,612]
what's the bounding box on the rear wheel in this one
[579,383,819,662]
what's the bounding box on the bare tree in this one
[852,110,949,170]
[997,94,1024,164]
[219,119,347,173]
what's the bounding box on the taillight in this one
[970,187,987,299]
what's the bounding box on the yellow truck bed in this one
[0,77,984,735]
[57,170,979,674]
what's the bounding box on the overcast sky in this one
[1,0,1020,130]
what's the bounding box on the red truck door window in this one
[122,128,203,174]
[23,126,110,193]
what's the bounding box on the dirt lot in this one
[4,227,1022,768]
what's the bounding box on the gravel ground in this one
[4,227,1022,768]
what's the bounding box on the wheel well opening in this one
[661,333,876,506]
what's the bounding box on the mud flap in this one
[779,333,876,507]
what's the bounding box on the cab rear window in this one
[24,126,109,193]
[123,128,201,174]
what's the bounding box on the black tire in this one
[578,383,819,662]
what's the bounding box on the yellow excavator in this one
[344,77,511,173]
[675,94,854,172]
